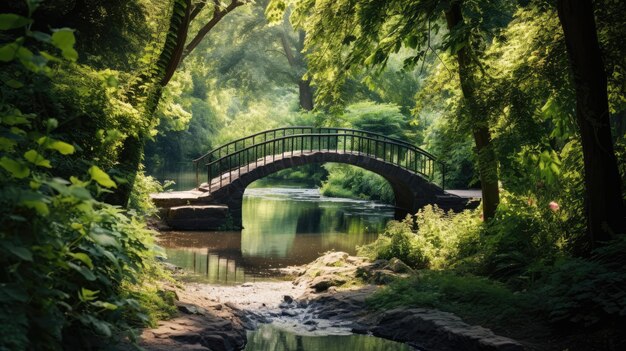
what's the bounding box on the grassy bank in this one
[358,204,626,350]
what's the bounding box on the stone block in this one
[165,205,230,230]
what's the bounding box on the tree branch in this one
[190,0,208,21]
[181,0,246,61]
[279,31,297,67]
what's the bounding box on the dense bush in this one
[0,111,172,350]
[362,196,626,333]
[358,205,482,269]
[0,8,173,350]
[320,163,395,204]
[534,236,626,326]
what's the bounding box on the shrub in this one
[533,236,626,327]
[0,12,173,350]
[320,163,395,203]
[481,192,570,287]
[358,206,482,269]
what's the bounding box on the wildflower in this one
[549,201,560,212]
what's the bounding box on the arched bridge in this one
[153,127,478,230]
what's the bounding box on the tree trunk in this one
[557,0,625,246]
[444,2,500,220]
[103,133,145,206]
[298,79,314,111]
[613,111,625,141]
[107,0,190,207]
[280,27,315,111]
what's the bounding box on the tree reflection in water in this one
[245,324,412,351]
[160,187,394,284]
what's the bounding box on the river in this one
[159,183,413,351]
[159,185,395,284]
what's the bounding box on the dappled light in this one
[1,0,624,350]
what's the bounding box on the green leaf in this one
[89,232,120,249]
[4,79,23,88]
[36,136,70,151]
[68,252,94,269]
[48,140,74,155]
[0,156,30,178]
[2,114,29,125]
[88,165,116,188]
[51,28,78,61]
[0,137,17,151]
[24,149,51,168]
[1,242,33,261]
[69,186,92,200]
[46,118,58,129]
[91,301,118,310]
[21,199,49,215]
[0,42,18,62]
[29,30,51,43]
[88,316,112,337]
[0,14,32,30]
[68,262,96,281]
[79,287,99,302]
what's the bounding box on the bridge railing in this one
[193,127,443,187]
[198,131,446,193]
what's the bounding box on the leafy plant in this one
[0,5,173,350]
[358,206,482,269]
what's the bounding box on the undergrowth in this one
[362,199,626,346]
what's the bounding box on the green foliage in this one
[358,206,482,269]
[367,270,529,326]
[0,111,170,349]
[0,8,173,350]
[343,101,409,139]
[128,170,167,216]
[479,188,585,288]
[320,163,394,204]
[534,236,626,326]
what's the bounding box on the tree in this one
[443,1,499,220]
[110,0,252,205]
[270,0,512,219]
[279,23,314,110]
[556,0,625,246]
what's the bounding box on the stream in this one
[159,184,413,351]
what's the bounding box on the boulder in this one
[309,274,348,292]
[385,258,415,274]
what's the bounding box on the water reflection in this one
[245,324,412,351]
[160,186,394,284]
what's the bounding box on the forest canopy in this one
[0,0,625,349]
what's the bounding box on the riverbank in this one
[132,251,525,351]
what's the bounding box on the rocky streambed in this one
[135,252,524,351]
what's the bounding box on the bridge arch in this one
[188,127,470,229]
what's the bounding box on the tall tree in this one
[110,0,251,205]
[280,26,314,110]
[444,1,499,219]
[270,0,511,219]
[556,0,625,245]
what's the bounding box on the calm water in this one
[159,185,394,284]
[244,324,413,351]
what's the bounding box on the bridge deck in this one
[445,189,481,198]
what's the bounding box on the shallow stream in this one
[159,186,394,283]
[160,184,414,351]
